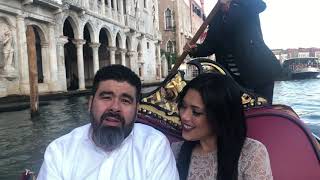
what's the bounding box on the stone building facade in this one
[0,0,162,97]
[158,0,205,54]
[158,0,204,73]
[272,48,320,64]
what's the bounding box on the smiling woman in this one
[172,73,272,180]
[178,89,211,142]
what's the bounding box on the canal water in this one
[273,78,320,136]
[0,79,320,179]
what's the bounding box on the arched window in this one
[165,8,174,30]
[167,40,175,53]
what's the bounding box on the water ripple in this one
[0,97,89,180]
[274,79,320,136]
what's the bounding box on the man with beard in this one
[37,65,179,180]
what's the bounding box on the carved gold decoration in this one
[141,72,186,114]
[200,61,269,108]
[201,62,226,75]
[241,93,268,109]
[139,72,186,128]
[138,104,180,125]
[139,59,270,129]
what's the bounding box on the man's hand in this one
[183,43,197,53]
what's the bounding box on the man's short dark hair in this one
[92,65,142,101]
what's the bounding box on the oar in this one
[164,2,221,83]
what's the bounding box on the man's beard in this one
[90,111,135,152]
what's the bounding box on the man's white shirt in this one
[37,123,179,180]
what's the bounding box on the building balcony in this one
[23,0,62,9]
[63,0,86,10]
[125,15,137,30]
[137,19,144,33]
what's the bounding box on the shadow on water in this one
[0,96,90,180]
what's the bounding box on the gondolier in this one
[184,0,281,104]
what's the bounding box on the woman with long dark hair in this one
[172,73,272,180]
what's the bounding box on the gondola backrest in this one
[245,105,320,180]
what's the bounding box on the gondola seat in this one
[137,58,320,179]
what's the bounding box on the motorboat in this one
[282,57,320,80]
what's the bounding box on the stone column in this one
[83,0,89,9]
[113,0,118,12]
[127,51,136,70]
[154,0,160,31]
[138,63,144,81]
[93,0,97,12]
[41,43,50,83]
[107,0,112,17]
[57,36,69,91]
[155,44,161,79]
[161,54,168,77]
[138,52,144,81]
[108,46,116,64]
[138,50,143,63]
[113,0,118,20]
[72,39,86,90]
[119,0,125,24]
[120,49,126,66]
[175,0,182,54]
[0,77,7,97]
[48,24,59,91]
[16,15,29,94]
[89,42,101,74]
[101,0,105,15]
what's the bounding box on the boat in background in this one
[282,57,320,80]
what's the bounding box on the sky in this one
[203,0,320,49]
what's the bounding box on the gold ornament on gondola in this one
[141,72,186,114]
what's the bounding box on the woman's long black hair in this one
[176,73,247,180]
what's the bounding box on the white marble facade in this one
[0,0,162,97]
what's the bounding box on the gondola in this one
[137,58,320,180]
[21,2,320,180]
[21,58,320,180]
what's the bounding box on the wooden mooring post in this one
[26,26,39,117]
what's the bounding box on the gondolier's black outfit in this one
[189,0,281,104]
